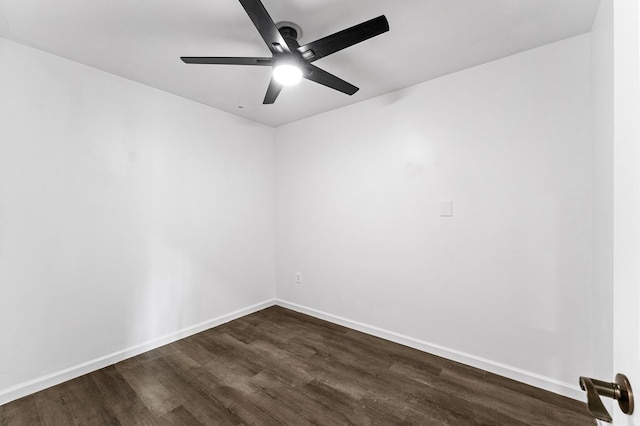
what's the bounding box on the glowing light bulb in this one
[273,64,302,86]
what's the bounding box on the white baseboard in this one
[1,298,585,406]
[0,299,276,406]
[275,299,585,401]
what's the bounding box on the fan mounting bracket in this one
[276,21,303,41]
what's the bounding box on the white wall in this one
[0,30,601,405]
[276,34,594,397]
[0,38,276,403]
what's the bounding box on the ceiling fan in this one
[180,0,389,104]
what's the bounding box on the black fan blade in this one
[304,64,359,95]
[263,77,283,104]
[181,57,273,65]
[297,15,389,62]
[238,0,291,55]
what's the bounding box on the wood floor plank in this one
[198,383,283,425]
[158,405,203,425]
[0,395,40,425]
[155,362,243,424]
[32,390,74,426]
[91,365,154,425]
[436,366,588,425]
[115,359,184,418]
[32,373,119,426]
[1,305,595,425]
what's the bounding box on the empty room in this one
[1,0,639,424]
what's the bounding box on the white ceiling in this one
[0,0,600,127]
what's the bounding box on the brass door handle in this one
[579,373,634,423]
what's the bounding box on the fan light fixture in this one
[273,64,303,86]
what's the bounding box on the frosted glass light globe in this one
[273,64,303,86]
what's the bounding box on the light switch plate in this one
[440,200,453,217]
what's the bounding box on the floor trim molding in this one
[275,299,584,401]
[2,298,585,406]
[0,299,276,406]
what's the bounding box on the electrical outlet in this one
[295,272,302,283]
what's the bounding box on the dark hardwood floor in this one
[1,306,594,425]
